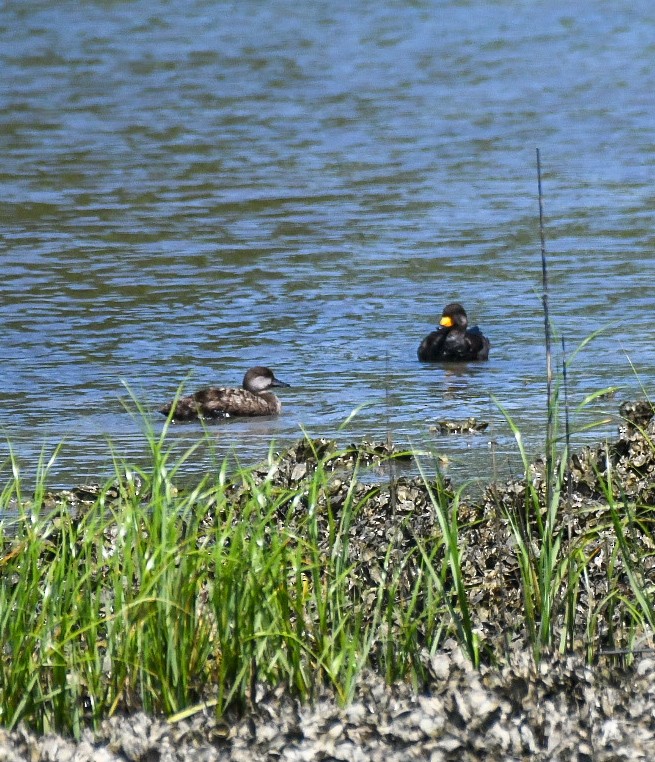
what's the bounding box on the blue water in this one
[1,0,654,489]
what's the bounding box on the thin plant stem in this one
[537,147,553,510]
[384,351,397,517]
[561,335,575,652]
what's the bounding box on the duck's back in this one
[195,387,281,417]
[464,326,490,361]
[418,326,489,362]
[160,386,281,420]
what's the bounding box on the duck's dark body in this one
[160,366,289,421]
[417,303,490,362]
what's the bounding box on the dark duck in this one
[159,366,290,421]
[417,302,490,362]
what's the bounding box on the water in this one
[1,0,654,490]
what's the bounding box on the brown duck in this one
[159,366,290,421]
[417,302,490,362]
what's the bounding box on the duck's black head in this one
[439,302,468,330]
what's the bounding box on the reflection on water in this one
[1,0,654,489]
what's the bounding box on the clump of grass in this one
[592,434,655,662]
[0,409,461,735]
[415,465,480,668]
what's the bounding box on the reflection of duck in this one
[417,303,490,362]
[159,366,290,421]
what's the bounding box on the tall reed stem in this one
[537,148,553,509]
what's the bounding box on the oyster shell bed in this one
[3,648,655,760]
[234,400,655,655]
[4,400,655,760]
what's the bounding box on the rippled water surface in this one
[2,0,655,489]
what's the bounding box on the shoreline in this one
[1,400,655,759]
